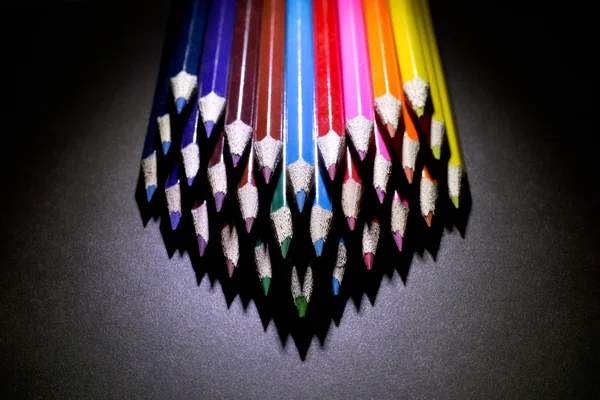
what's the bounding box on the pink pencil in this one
[336,0,374,161]
[373,122,392,203]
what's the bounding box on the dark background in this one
[1,0,598,398]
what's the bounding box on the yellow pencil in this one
[418,0,465,207]
[388,0,430,118]
[414,0,445,159]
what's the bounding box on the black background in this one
[1,0,598,398]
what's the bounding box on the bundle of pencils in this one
[140,0,466,318]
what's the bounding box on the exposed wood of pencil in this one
[207,130,228,212]
[237,139,259,233]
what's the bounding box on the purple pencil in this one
[181,99,201,186]
[197,0,237,138]
[165,162,182,230]
[191,199,209,256]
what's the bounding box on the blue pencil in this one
[181,98,201,186]
[170,0,210,120]
[285,0,316,213]
[197,0,237,138]
[165,162,182,230]
[332,238,347,295]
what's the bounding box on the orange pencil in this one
[363,0,403,138]
[391,91,420,184]
[419,164,437,227]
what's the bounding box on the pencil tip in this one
[231,153,241,168]
[432,145,441,160]
[376,187,385,203]
[358,150,367,161]
[451,196,459,209]
[295,296,307,318]
[146,185,156,202]
[204,121,214,138]
[364,253,374,270]
[415,106,424,118]
[245,217,254,233]
[295,190,307,212]
[261,277,271,296]
[162,141,171,155]
[314,239,324,257]
[327,164,337,181]
[347,217,356,231]
[175,97,186,114]
[262,167,272,184]
[226,259,235,278]
[187,176,194,186]
[169,212,180,230]
[281,237,291,258]
[198,236,207,257]
[424,213,433,227]
[332,278,340,296]
[385,122,396,138]
[392,232,403,252]
[404,167,414,184]
[214,192,225,212]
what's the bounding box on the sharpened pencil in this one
[165,162,182,230]
[170,0,209,117]
[270,168,293,258]
[181,100,201,186]
[390,190,409,251]
[224,0,261,168]
[237,139,259,233]
[363,0,403,139]
[310,164,333,257]
[254,0,285,184]
[221,222,239,277]
[373,122,393,203]
[313,0,345,181]
[198,0,236,138]
[389,0,430,118]
[420,165,437,227]
[341,147,363,231]
[391,94,420,184]
[285,0,316,213]
[362,217,380,270]
[291,265,313,318]
[254,239,272,295]
[207,130,228,212]
[337,0,374,161]
[191,199,210,256]
[332,238,347,295]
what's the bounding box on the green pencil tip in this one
[415,107,425,118]
[280,237,291,258]
[255,238,263,247]
[432,145,441,160]
[261,277,271,295]
[295,296,307,318]
[451,195,459,208]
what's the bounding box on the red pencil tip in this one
[364,253,374,270]
[424,213,433,227]
[347,217,356,231]
[245,217,254,233]
[327,164,337,181]
[385,122,396,138]
[404,167,414,184]
[226,260,235,277]
[262,167,272,184]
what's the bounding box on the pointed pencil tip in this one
[424,212,433,227]
[376,187,385,203]
[451,196,459,209]
[187,176,194,187]
[226,259,235,278]
[314,239,324,257]
[245,217,254,233]
[261,277,271,296]
[347,217,356,231]
[358,150,367,160]
[404,167,414,184]
[231,153,241,168]
[162,141,171,155]
[385,122,396,138]
[175,97,186,114]
[169,212,180,230]
[204,121,214,138]
[392,232,403,252]
[332,278,340,296]
[198,236,207,257]
[281,237,291,258]
[214,192,225,212]
[327,164,337,181]
[414,106,425,118]
[146,185,156,202]
[295,190,307,212]
[295,296,307,318]
[262,167,272,184]
[364,253,374,270]
[432,145,441,160]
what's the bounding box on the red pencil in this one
[237,140,259,233]
[207,130,228,212]
[362,217,380,270]
[341,147,363,231]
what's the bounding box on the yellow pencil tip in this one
[432,146,441,160]
[451,196,459,208]
[415,107,424,118]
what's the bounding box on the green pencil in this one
[270,170,293,258]
[291,265,313,318]
[254,239,272,295]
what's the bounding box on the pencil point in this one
[424,212,433,227]
[187,177,194,187]
[281,237,291,258]
[261,277,271,296]
[146,185,156,202]
[332,278,340,296]
[262,167,272,184]
[245,217,254,233]
[364,252,374,270]
[357,150,367,160]
[314,239,324,257]
[214,192,225,212]
[169,212,180,230]
[451,195,459,209]
[376,187,385,203]
[327,164,337,181]
[204,121,215,138]
[404,167,414,184]
[175,97,187,114]
[295,296,307,318]
[231,153,241,168]
[392,232,403,252]
[414,106,424,118]
[226,259,235,278]
[385,122,396,138]
[347,217,356,231]
[198,236,207,257]
[432,145,441,160]
[162,141,171,155]
[295,190,307,212]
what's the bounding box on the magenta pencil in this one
[372,122,392,203]
[390,190,409,252]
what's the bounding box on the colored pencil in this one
[363,0,403,138]
[285,0,316,213]
[237,139,259,233]
[270,169,293,258]
[224,0,261,168]
[313,0,345,181]
[253,0,285,184]
[419,165,438,227]
[391,95,420,184]
[191,199,209,256]
[180,101,201,186]
[332,238,347,296]
[197,0,236,138]
[291,266,313,318]
[170,0,209,117]
[390,190,409,251]
[389,0,430,118]
[221,222,239,278]
[373,122,393,203]
[165,162,182,230]
[254,239,272,295]
[310,165,333,257]
[419,0,465,205]
[362,217,380,270]
[337,0,374,161]
[207,130,228,212]
[341,147,363,231]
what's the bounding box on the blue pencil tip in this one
[314,239,324,257]
[146,185,156,202]
[175,97,187,114]
[170,212,181,230]
[162,141,171,155]
[332,278,340,296]
[204,121,214,138]
[187,176,194,186]
[295,190,307,212]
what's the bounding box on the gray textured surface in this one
[0,1,598,398]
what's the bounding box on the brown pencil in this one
[208,130,228,212]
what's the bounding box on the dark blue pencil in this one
[181,98,201,186]
[165,162,182,230]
